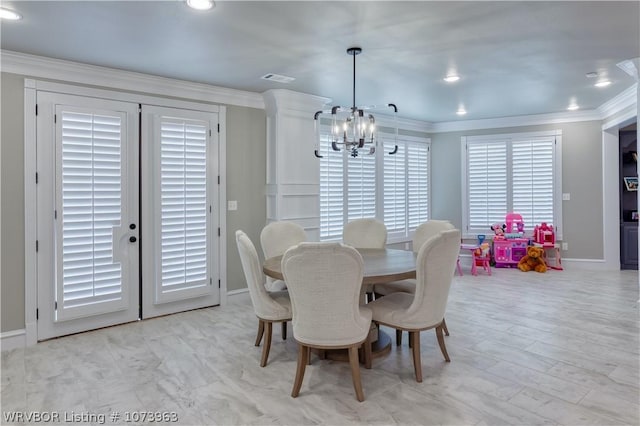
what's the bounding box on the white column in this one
[263,89,330,241]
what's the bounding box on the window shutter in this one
[383,141,407,235]
[467,141,508,231]
[512,137,555,226]
[59,110,123,309]
[319,131,345,240]
[347,154,376,221]
[407,142,429,232]
[318,126,430,242]
[160,119,208,292]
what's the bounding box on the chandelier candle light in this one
[314,47,398,158]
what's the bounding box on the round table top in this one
[263,248,417,285]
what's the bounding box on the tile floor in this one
[1,266,639,425]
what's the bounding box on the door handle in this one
[129,236,137,243]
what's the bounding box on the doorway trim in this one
[602,101,638,270]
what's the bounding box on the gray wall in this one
[430,121,604,259]
[1,73,26,332]
[225,106,266,291]
[0,72,266,332]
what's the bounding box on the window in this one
[319,126,430,242]
[462,130,562,238]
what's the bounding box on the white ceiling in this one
[1,1,638,122]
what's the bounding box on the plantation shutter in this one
[407,142,429,232]
[467,141,508,232]
[159,118,209,294]
[347,154,376,221]
[512,137,555,226]
[319,132,345,240]
[383,142,407,236]
[57,109,125,318]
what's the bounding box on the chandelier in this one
[314,47,398,158]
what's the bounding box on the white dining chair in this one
[260,221,306,293]
[343,218,387,249]
[366,229,461,382]
[236,230,292,367]
[343,218,387,302]
[282,242,373,402]
[374,220,455,343]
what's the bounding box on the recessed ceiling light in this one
[456,108,467,116]
[0,7,22,20]
[186,0,215,11]
[567,104,580,111]
[444,75,460,83]
[594,80,612,88]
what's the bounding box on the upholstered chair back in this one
[404,229,461,329]
[412,220,455,253]
[343,218,387,249]
[282,242,372,347]
[260,221,307,259]
[235,230,291,321]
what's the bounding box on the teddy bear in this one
[517,246,547,273]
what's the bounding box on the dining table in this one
[263,247,417,361]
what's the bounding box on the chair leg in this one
[456,258,463,276]
[260,321,273,367]
[436,324,451,362]
[363,338,372,369]
[442,318,450,336]
[410,331,423,383]
[254,320,265,347]
[396,329,402,346]
[348,346,365,402]
[291,344,308,398]
[282,321,287,340]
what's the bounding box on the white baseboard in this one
[561,258,613,271]
[1,329,26,351]
[227,288,249,297]
[226,288,250,305]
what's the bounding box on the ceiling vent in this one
[261,73,295,84]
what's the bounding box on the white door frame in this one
[23,79,228,344]
[602,111,638,271]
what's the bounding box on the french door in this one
[36,93,140,340]
[141,106,220,318]
[36,92,221,340]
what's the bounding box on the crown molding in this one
[262,89,330,114]
[0,50,265,109]
[597,83,638,119]
[3,50,635,131]
[375,113,433,133]
[430,109,602,133]
[430,83,638,134]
